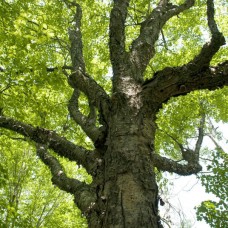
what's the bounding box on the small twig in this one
[199,156,213,162]
[157,128,184,151]
[0,84,11,93]
[161,29,168,50]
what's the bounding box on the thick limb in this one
[64,1,110,123]
[154,114,205,175]
[68,89,103,143]
[180,0,225,75]
[142,0,226,104]
[68,71,111,124]
[0,115,96,173]
[109,0,130,74]
[152,153,202,175]
[129,0,194,76]
[36,144,96,213]
[142,61,228,105]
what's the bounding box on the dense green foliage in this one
[196,148,228,227]
[0,0,227,227]
[0,137,88,227]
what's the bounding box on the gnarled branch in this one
[109,0,130,74]
[36,143,96,213]
[142,61,228,105]
[0,115,96,173]
[153,153,202,175]
[68,89,101,143]
[129,0,194,75]
[63,1,111,123]
[183,0,225,74]
[142,0,226,105]
[65,1,85,71]
[68,70,111,123]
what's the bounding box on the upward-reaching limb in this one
[109,0,130,75]
[62,1,110,139]
[129,0,194,78]
[142,0,227,105]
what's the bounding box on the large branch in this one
[142,61,228,105]
[36,144,96,213]
[129,0,194,75]
[153,153,202,175]
[63,1,111,123]
[0,115,96,173]
[109,0,130,74]
[155,114,205,175]
[142,0,227,105]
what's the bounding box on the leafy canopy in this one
[0,0,228,227]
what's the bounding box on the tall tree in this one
[0,0,227,227]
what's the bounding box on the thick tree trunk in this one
[87,75,162,228]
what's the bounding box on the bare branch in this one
[194,112,205,155]
[153,153,202,175]
[0,115,96,173]
[129,0,194,75]
[109,0,130,74]
[207,119,226,151]
[208,135,225,151]
[68,89,101,142]
[36,143,97,213]
[161,29,168,50]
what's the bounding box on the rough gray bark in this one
[0,0,228,227]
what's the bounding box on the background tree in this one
[0,137,87,227]
[0,0,227,227]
